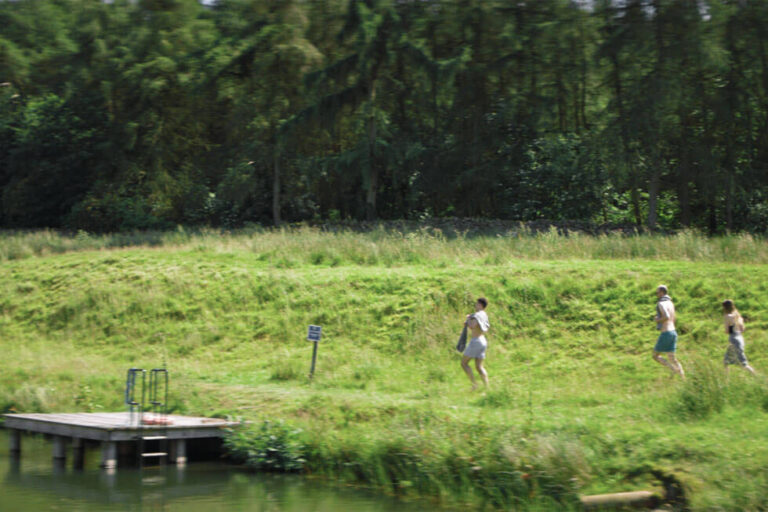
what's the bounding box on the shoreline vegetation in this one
[1,221,768,264]
[2,227,768,510]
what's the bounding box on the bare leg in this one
[668,353,685,380]
[475,359,489,388]
[461,356,477,390]
[653,352,676,373]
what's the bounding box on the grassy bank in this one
[2,229,768,509]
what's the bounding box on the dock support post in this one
[171,439,187,466]
[100,467,116,487]
[9,429,21,454]
[73,438,85,470]
[101,441,117,470]
[52,435,68,460]
[9,454,20,474]
[9,430,21,474]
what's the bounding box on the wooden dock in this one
[4,412,239,470]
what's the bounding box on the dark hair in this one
[477,297,488,308]
[722,299,744,329]
[657,285,668,295]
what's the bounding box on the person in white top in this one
[722,299,756,376]
[461,297,490,391]
[652,285,685,379]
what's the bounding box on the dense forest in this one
[1,0,768,233]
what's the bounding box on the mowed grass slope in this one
[2,230,768,509]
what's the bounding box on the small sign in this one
[307,325,322,342]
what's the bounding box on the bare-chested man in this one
[652,285,685,379]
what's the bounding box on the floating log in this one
[580,490,661,510]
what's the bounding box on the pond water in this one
[0,430,438,512]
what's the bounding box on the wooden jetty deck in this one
[4,412,239,470]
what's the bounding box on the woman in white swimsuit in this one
[461,298,490,390]
[722,299,756,376]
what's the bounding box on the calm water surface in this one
[0,430,440,512]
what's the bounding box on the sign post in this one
[307,325,322,380]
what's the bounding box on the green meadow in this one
[2,228,768,510]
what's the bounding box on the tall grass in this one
[224,420,306,472]
[674,357,727,420]
[2,226,768,264]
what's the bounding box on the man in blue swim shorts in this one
[652,285,685,379]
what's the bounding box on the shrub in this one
[224,420,306,472]
[270,359,305,381]
[67,194,171,232]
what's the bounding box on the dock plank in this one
[3,412,240,469]
[3,412,238,441]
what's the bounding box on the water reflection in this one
[0,430,439,512]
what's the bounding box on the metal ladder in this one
[139,368,169,467]
[125,368,146,426]
[126,367,170,467]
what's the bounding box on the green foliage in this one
[73,384,104,413]
[224,420,306,472]
[67,193,172,232]
[504,135,605,221]
[1,93,104,227]
[3,231,768,508]
[746,197,768,234]
[2,0,768,231]
[300,427,586,509]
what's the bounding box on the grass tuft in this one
[674,358,726,420]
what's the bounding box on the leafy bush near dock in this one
[2,228,768,510]
[223,420,306,472]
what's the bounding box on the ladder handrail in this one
[142,368,170,468]
[148,368,169,417]
[125,368,146,426]
[125,366,171,467]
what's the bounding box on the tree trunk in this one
[365,157,378,222]
[678,109,693,227]
[708,204,717,235]
[579,17,588,131]
[631,187,642,227]
[723,16,742,233]
[365,81,378,221]
[647,0,664,233]
[272,146,281,226]
[608,51,638,225]
[647,171,660,231]
[725,171,734,231]
[678,180,691,227]
[554,50,566,132]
